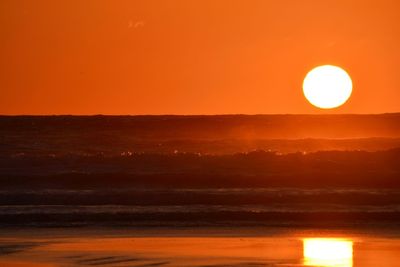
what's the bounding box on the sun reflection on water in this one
[303,238,353,267]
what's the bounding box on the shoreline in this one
[1,225,400,239]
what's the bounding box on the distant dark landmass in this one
[0,114,399,227]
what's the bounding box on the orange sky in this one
[1,0,399,115]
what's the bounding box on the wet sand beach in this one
[0,227,399,267]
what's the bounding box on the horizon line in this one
[0,112,400,117]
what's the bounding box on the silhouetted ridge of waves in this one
[1,149,399,188]
[1,114,400,156]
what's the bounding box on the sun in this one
[303,65,353,109]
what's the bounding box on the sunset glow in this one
[303,238,353,267]
[1,1,400,114]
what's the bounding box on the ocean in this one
[1,115,400,266]
[0,115,399,228]
[0,188,399,227]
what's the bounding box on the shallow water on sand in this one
[0,228,399,267]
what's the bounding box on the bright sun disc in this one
[303,65,352,109]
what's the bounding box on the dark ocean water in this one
[0,115,399,227]
[0,188,399,227]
